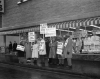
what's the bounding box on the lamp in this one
[23,0,28,2]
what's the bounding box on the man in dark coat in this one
[63,34,73,69]
[13,41,17,52]
[9,41,12,53]
[45,38,50,66]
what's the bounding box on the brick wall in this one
[2,0,100,28]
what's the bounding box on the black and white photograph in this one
[0,0,100,79]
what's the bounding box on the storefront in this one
[0,16,100,63]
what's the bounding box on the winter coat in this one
[49,41,57,58]
[63,38,73,58]
[25,43,32,59]
[32,44,39,58]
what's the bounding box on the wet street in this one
[0,64,94,79]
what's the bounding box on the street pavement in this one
[0,59,100,79]
[0,64,93,79]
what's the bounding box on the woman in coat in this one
[24,42,32,59]
[32,41,39,65]
[49,37,57,65]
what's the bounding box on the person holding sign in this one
[24,42,31,59]
[56,37,64,66]
[38,38,46,67]
[31,41,39,65]
[16,41,25,63]
[49,37,57,65]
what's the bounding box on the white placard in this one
[40,23,47,34]
[57,49,63,55]
[45,27,56,37]
[28,32,35,42]
[57,42,63,55]
[39,40,45,50]
[16,45,25,51]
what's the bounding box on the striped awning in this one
[48,17,100,29]
[0,16,100,35]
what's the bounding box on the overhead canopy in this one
[0,26,40,35]
[49,17,100,29]
[0,17,100,35]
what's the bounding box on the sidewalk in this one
[0,60,99,78]
[0,53,100,78]
[0,62,85,76]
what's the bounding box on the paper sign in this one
[45,27,56,37]
[28,32,35,42]
[57,49,63,55]
[0,46,5,53]
[57,42,63,49]
[16,45,25,51]
[57,42,63,55]
[40,23,47,34]
[39,40,45,50]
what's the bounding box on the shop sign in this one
[92,28,98,35]
[95,30,100,34]
[96,31,100,34]
[40,23,47,34]
[16,45,25,51]
[81,30,87,37]
[73,31,81,38]
[45,27,56,37]
[28,32,35,42]
[0,46,5,53]
[20,33,28,42]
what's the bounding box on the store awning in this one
[0,26,40,35]
[48,17,100,29]
[0,16,100,35]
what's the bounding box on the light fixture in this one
[23,0,28,2]
[90,25,100,29]
[56,29,73,32]
[69,27,76,29]
[17,1,21,4]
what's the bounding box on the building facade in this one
[2,0,100,28]
[0,0,100,49]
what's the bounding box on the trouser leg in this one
[59,59,61,64]
[67,58,72,66]
[37,56,42,67]
[61,59,64,64]
[45,57,49,66]
[49,58,54,64]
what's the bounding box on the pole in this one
[68,26,69,35]
[43,34,45,40]
[60,30,61,36]
[4,35,6,53]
